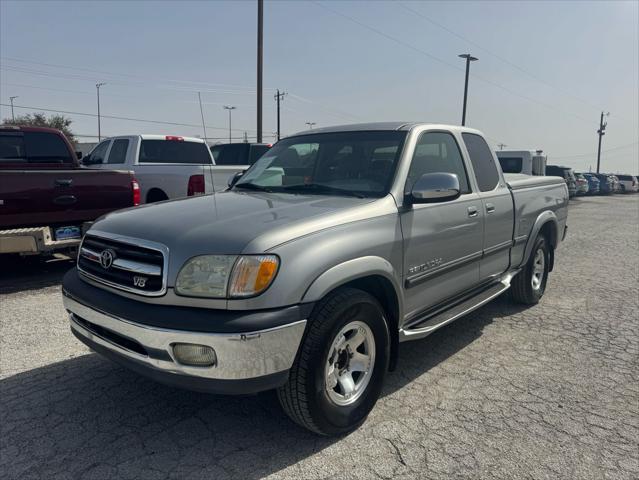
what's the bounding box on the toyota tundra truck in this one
[0,125,140,255]
[62,123,568,435]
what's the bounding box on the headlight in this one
[175,254,278,298]
[228,255,279,298]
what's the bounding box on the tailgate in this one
[0,169,134,229]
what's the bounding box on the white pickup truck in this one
[83,135,244,202]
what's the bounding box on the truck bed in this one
[506,173,569,268]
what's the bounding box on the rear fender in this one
[521,211,558,268]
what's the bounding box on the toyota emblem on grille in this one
[99,249,115,269]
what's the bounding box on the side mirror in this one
[76,151,83,160]
[408,173,461,204]
[228,170,244,188]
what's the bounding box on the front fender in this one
[302,256,403,313]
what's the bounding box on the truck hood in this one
[91,190,386,262]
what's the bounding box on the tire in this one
[277,287,390,436]
[511,235,550,305]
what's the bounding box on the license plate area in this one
[55,226,81,241]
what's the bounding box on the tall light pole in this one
[96,83,106,141]
[458,54,478,126]
[197,92,208,142]
[306,122,316,130]
[224,106,236,143]
[596,111,609,174]
[256,0,263,143]
[9,96,18,121]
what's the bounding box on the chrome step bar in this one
[399,272,515,342]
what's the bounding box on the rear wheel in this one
[511,235,550,305]
[277,287,390,436]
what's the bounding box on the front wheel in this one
[511,235,550,305]
[277,288,390,436]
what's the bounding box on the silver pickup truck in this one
[62,122,568,435]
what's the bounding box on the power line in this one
[395,1,608,114]
[2,62,360,124]
[312,1,596,126]
[551,141,638,159]
[1,56,267,92]
[0,102,271,134]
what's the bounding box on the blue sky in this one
[1,0,637,173]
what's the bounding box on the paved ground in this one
[1,195,638,480]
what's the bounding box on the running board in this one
[399,274,514,341]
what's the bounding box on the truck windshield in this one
[234,131,407,198]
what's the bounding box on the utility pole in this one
[197,92,208,142]
[9,96,18,121]
[596,111,609,174]
[274,89,287,141]
[96,83,106,141]
[306,122,316,129]
[498,143,507,150]
[458,54,478,126]
[223,105,236,143]
[256,0,263,143]
[243,131,248,143]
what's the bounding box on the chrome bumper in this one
[63,295,306,381]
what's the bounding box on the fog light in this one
[172,343,217,367]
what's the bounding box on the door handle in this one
[55,178,73,187]
[467,206,478,217]
[486,203,495,214]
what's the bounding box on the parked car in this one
[581,173,600,195]
[574,173,589,195]
[616,174,639,193]
[496,149,547,176]
[609,175,622,193]
[62,122,568,435]
[83,135,246,202]
[0,125,139,255]
[588,173,615,194]
[546,165,577,197]
[210,142,271,167]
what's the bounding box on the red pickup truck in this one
[0,125,139,255]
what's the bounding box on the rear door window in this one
[139,140,212,164]
[462,133,500,192]
[106,139,129,164]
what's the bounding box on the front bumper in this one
[62,271,308,394]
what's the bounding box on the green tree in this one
[3,113,76,144]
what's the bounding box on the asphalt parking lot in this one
[1,195,637,480]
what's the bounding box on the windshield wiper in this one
[280,183,367,198]
[233,182,273,193]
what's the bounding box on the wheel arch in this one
[301,257,403,371]
[522,211,558,272]
[146,188,169,203]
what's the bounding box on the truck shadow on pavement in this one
[0,296,525,479]
[0,255,75,294]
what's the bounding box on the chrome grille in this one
[78,233,167,296]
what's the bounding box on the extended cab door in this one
[461,133,514,281]
[400,131,483,320]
